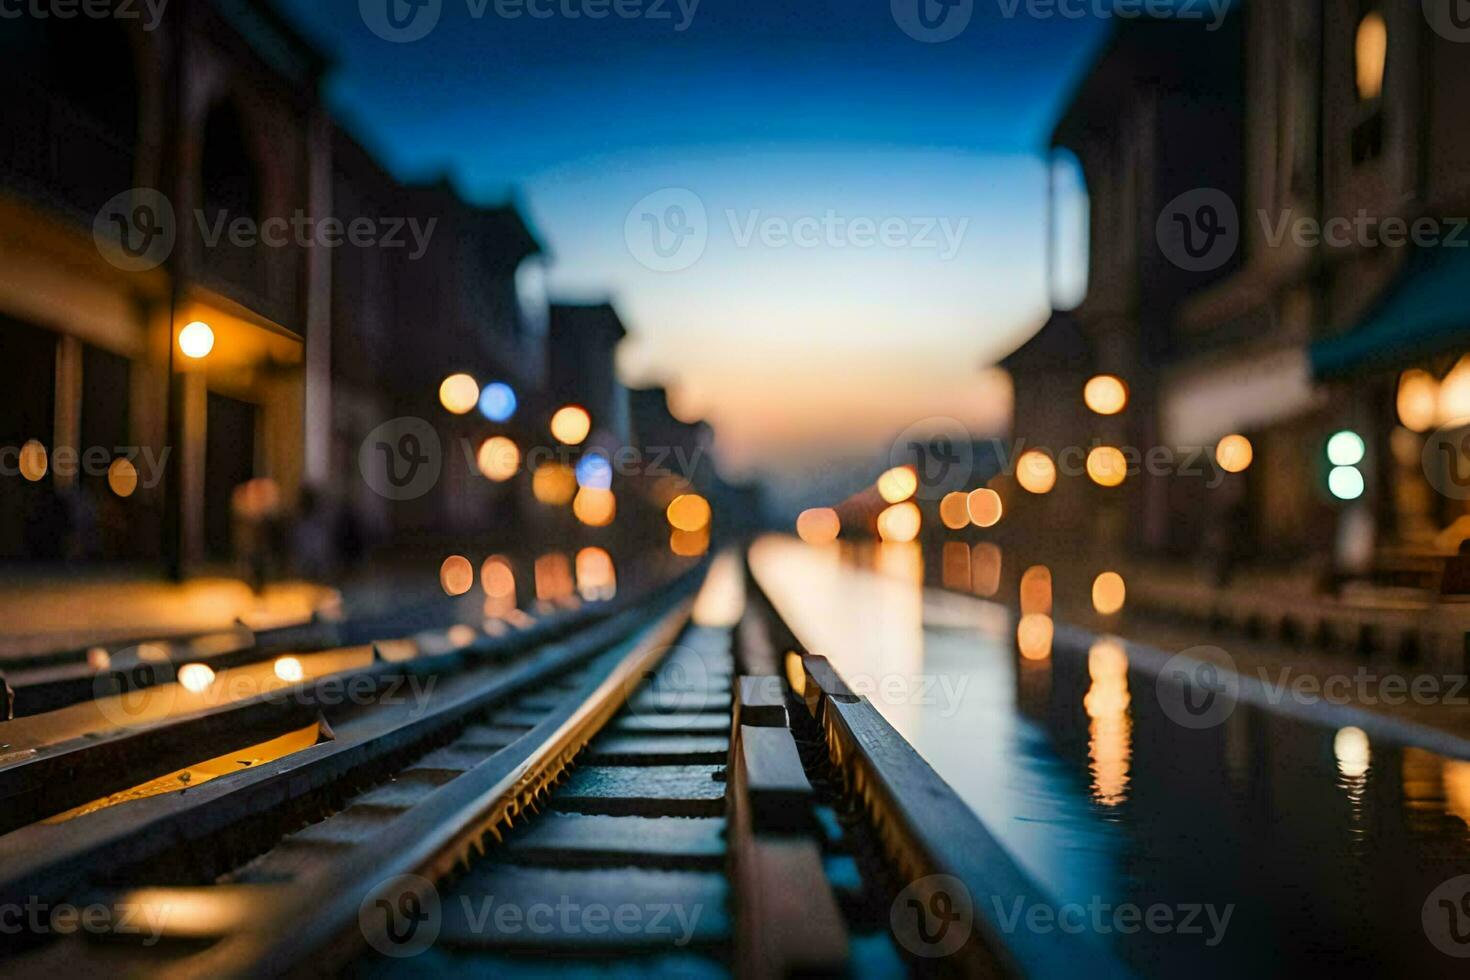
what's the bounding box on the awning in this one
[1310,245,1470,379]
[1162,347,1323,446]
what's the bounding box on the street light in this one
[178,320,215,359]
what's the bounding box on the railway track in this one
[0,552,1124,978]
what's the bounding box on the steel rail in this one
[156,593,697,978]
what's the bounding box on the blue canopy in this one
[1310,244,1470,379]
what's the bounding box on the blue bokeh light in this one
[575,452,613,490]
[479,382,518,422]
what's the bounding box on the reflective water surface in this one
[749,535,1470,977]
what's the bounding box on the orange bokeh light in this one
[796,507,841,544]
[967,488,1003,528]
[550,405,592,445]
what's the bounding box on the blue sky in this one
[280,0,1107,471]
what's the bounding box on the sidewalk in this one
[0,575,339,661]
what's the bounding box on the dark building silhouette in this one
[547,303,630,445]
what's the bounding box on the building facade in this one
[1009,1,1470,591]
[0,0,327,568]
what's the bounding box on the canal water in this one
[749,536,1470,977]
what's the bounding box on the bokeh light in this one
[1086,446,1127,487]
[573,487,617,527]
[1017,613,1054,661]
[1092,571,1126,615]
[274,657,304,683]
[1215,435,1253,474]
[576,547,617,600]
[440,555,474,596]
[1083,375,1128,415]
[877,466,918,504]
[942,541,971,590]
[532,462,578,505]
[535,553,574,602]
[877,501,921,543]
[439,373,479,415]
[796,507,841,544]
[939,491,970,530]
[1328,465,1365,501]
[550,405,592,445]
[967,488,1003,528]
[1397,369,1438,432]
[667,493,712,533]
[481,556,516,599]
[1020,565,1052,615]
[1326,430,1366,467]
[107,457,138,497]
[671,528,711,557]
[1016,450,1057,494]
[478,381,517,422]
[972,543,1002,597]
[1335,726,1371,778]
[18,440,47,482]
[1439,357,1470,423]
[575,452,613,490]
[178,320,214,359]
[476,437,520,481]
[178,663,216,693]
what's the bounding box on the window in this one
[1048,148,1089,312]
[1351,11,1386,164]
[1355,12,1387,102]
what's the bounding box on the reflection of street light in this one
[178,320,214,359]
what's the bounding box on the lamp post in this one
[163,319,213,581]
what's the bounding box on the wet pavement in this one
[750,535,1470,977]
